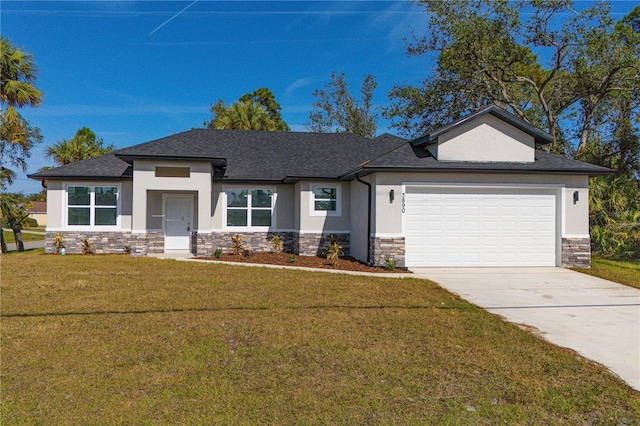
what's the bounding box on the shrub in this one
[23,218,38,228]
[214,248,222,259]
[81,238,94,255]
[287,254,296,263]
[53,233,65,254]
[230,235,244,255]
[384,256,397,271]
[242,249,251,258]
[269,235,283,253]
[325,235,343,265]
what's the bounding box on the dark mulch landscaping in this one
[203,252,410,273]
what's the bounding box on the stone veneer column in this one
[562,237,591,268]
[370,236,405,268]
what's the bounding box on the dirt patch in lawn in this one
[202,252,410,274]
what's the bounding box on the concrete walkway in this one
[411,267,640,392]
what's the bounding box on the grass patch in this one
[574,257,640,289]
[2,253,639,424]
[2,230,45,244]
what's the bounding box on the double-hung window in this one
[67,185,118,227]
[226,189,273,227]
[311,184,341,216]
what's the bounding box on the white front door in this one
[164,195,193,251]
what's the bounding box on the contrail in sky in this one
[149,0,199,36]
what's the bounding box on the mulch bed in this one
[201,252,410,274]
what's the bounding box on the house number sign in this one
[401,193,405,213]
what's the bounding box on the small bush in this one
[242,249,251,258]
[287,254,296,263]
[214,248,222,259]
[124,245,131,254]
[384,256,397,271]
[81,238,94,255]
[23,218,38,228]
[53,233,65,254]
[269,235,283,253]
[325,235,343,265]
[230,235,244,255]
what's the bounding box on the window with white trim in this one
[67,185,118,227]
[311,185,340,216]
[225,189,273,227]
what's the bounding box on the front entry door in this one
[164,195,193,251]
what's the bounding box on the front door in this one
[164,195,193,251]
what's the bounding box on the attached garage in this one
[403,186,558,267]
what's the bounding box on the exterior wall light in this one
[390,189,395,203]
[573,191,579,204]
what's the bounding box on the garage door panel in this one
[405,187,557,267]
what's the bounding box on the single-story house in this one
[30,106,612,268]
[26,201,47,226]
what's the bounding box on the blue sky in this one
[2,0,636,194]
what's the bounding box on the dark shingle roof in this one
[29,154,132,180]
[115,129,407,181]
[341,142,613,176]
[30,128,611,181]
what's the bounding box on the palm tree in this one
[1,37,43,181]
[210,100,282,131]
[46,127,114,165]
[1,37,43,251]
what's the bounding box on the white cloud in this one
[284,77,313,96]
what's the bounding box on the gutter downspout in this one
[355,174,372,265]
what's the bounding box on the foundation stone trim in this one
[562,237,591,268]
[370,236,405,268]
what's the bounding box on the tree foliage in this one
[307,72,378,138]
[385,1,640,156]
[205,88,289,131]
[46,127,114,166]
[0,37,43,189]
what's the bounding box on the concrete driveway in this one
[411,267,640,392]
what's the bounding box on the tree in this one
[46,127,114,165]
[385,1,640,155]
[307,72,378,138]
[1,37,43,188]
[205,88,289,131]
[0,192,29,253]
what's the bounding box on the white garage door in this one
[404,186,557,267]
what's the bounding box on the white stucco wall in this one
[369,172,590,238]
[433,114,536,162]
[297,181,350,233]
[131,160,212,232]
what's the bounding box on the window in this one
[226,189,273,227]
[67,185,118,227]
[311,185,341,215]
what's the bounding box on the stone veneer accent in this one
[44,231,164,256]
[370,236,405,268]
[194,231,349,258]
[562,237,591,268]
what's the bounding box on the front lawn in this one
[574,257,640,289]
[2,253,638,424]
[2,230,45,244]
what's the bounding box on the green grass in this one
[2,253,639,424]
[574,257,640,289]
[2,230,45,244]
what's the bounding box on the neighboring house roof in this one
[27,201,47,214]
[29,154,132,180]
[29,109,612,182]
[411,105,554,147]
